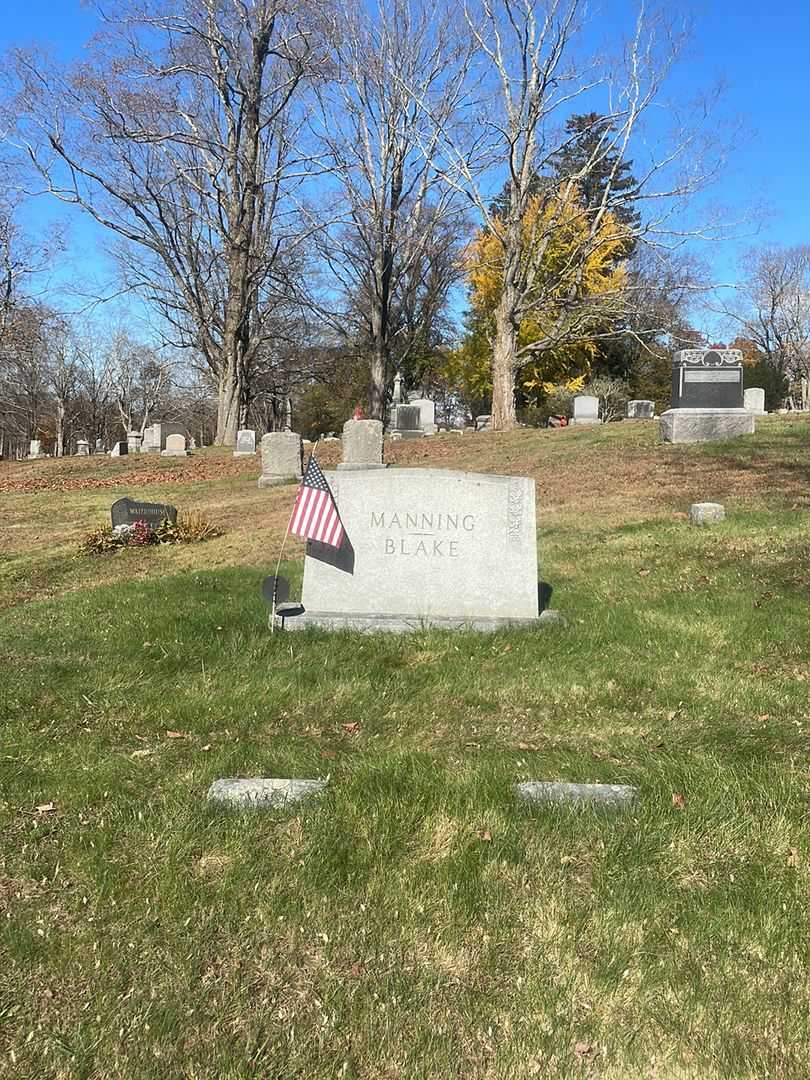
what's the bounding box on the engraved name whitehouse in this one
[297,468,538,628]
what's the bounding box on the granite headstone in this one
[234,429,257,456]
[570,395,599,425]
[161,433,189,457]
[290,468,540,632]
[744,387,766,415]
[111,497,178,529]
[626,400,654,420]
[337,419,385,470]
[257,431,303,488]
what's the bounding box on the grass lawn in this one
[1,417,808,1079]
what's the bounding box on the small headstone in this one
[234,429,257,456]
[76,439,90,456]
[689,502,725,526]
[409,398,437,435]
[127,431,142,453]
[111,497,178,530]
[626,400,654,420]
[337,418,385,471]
[143,421,186,453]
[161,433,189,457]
[514,781,637,807]
[392,404,423,438]
[95,438,104,453]
[474,414,492,431]
[744,387,766,415]
[207,778,327,809]
[110,441,128,457]
[258,431,303,488]
[570,395,600,425]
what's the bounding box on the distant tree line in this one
[0,0,798,447]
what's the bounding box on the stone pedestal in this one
[627,399,654,419]
[744,388,766,415]
[659,408,755,444]
[76,440,90,456]
[570,395,600,425]
[337,419,385,471]
[258,431,303,487]
[127,431,142,454]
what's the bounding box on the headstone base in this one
[659,408,755,444]
[233,450,256,457]
[283,610,547,633]
[160,448,191,457]
[257,473,300,487]
[569,418,600,426]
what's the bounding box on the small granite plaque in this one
[111,497,178,529]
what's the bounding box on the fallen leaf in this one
[476,827,492,842]
[574,1042,595,1057]
[672,792,686,810]
[341,722,360,735]
[201,744,211,752]
[36,803,56,814]
[320,750,337,760]
[787,848,800,868]
[638,568,651,577]
[348,963,363,978]
[131,749,152,758]
[502,643,513,653]
[757,713,770,722]
[165,730,187,739]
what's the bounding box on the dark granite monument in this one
[111,497,178,530]
[671,349,744,409]
[660,348,754,444]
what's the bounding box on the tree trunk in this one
[369,337,386,421]
[55,402,66,457]
[491,297,518,431]
[216,373,241,445]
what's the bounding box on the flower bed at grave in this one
[78,513,222,555]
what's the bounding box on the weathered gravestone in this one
[626,399,654,420]
[95,438,105,453]
[127,431,142,453]
[570,395,600,425]
[258,431,303,488]
[407,396,437,435]
[234,429,257,456]
[289,468,540,632]
[27,439,44,459]
[474,415,492,431]
[110,441,128,457]
[744,387,766,415]
[689,502,725,526]
[142,421,186,454]
[111,497,178,530]
[660,349,754,443]
[391,404,423,438]
[161,433,189,457]
[337,418,385,471]
[76,439,90,456]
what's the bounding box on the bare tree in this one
[311,0,471,419]
[107,331,172,436]
[717,246,810,410]
[9,0,326,444]
[414,0,728,429]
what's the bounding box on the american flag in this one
[287,455,344,548]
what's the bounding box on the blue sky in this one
[1,1,808,334]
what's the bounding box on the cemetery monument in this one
[287,467,542,632]
[234,429,257,456]
[627,400,654,419]
[660,348,755,443]
[257,431,303,487]
[337,418,385,470]
[570,395,600,425]
[744,387,766,415]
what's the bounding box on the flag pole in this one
[270,436,322,634]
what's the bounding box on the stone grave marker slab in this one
[626,400,654,419]
[234,429,257,456]
[290,467,540,632]
[258,431,303,487]
[111,497,178,530]
[161,433,189,457]
[744,387,766,414]
[515,781,637,807]
[338,418,385,470]
[208,778,327,809]
[570,395,599,425]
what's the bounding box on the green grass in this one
[1,420,809,1078]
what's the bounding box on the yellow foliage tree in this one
[452,184,629,412]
